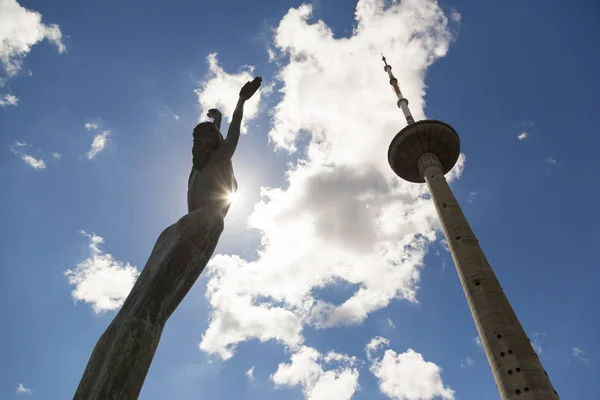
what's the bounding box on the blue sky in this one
[1,0,599,399]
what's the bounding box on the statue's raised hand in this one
[207,108,221,120]
[239,77,262,101]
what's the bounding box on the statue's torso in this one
[187,160,237,213]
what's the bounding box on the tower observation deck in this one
[382,54,559,399]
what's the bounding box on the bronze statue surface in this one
[73,77,262,400]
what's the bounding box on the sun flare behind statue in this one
[226,191,237,204]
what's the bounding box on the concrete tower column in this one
[417,152,558,399]
[380,55,558,398]
[386,119,558,399]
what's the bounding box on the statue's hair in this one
[192,122,222,169]
[193,122,223,139]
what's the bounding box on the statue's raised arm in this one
[206,108,222,131]
[210,76,262,163]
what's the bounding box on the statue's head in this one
[192,122,223,168]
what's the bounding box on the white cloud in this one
[0,0,65,82]
[84,122,99,131]
[64,231,139,313]
[173,114,180,120]
[199,256,304,360]
[571,347,589,363]
[20,153,45,169]
[9,141,46,170]
[449,9,461,22]
[0,93,18,107]
[545,157,557,165]
[466,191,477,204]
[520,120,534,128]
[86,130,110,159]
[194,53,266,133]
[199,0,463,361]
[531,332,546,355]
[366,336,391,360]
[267,47,277,62]
[460,357,475,367]
[271,346,359,400]
[473,336,482,350]
[517,132,528,140]
[246,366,255,380]
[387,318,396,330]
[15,383,32,395]
[368,340,454,400]
[52,152,62,159]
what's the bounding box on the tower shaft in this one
[417,153,558,399]
[383,53,558,398]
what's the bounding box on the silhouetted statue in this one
[74,77,263,400]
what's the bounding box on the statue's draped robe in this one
[74,147,237,399]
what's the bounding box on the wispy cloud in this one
[15,383,32,395]
[366,336,391,361]
[572,347,590,364]
[545,157,557,165]
[0,0,65,83]
[449,9,461,22]
[519,120,534,128]
[531,332,546,355]
[460,357,475,367]
[20,154,46,170]
[473,336,482,351]
[84,122,99,131]
[518,132,528,140]
[246,366,255,380]
[0,93,19,107]
[86,131,110,160]
[52,152,62,160]
[9,141,46,170]
[467,191,477,204]
[64,231,139,313]
[386,318,396,330]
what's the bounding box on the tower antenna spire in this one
[381,54,414,125]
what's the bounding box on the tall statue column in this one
[73,77,263,400]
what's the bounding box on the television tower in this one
[382,54,559,399]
